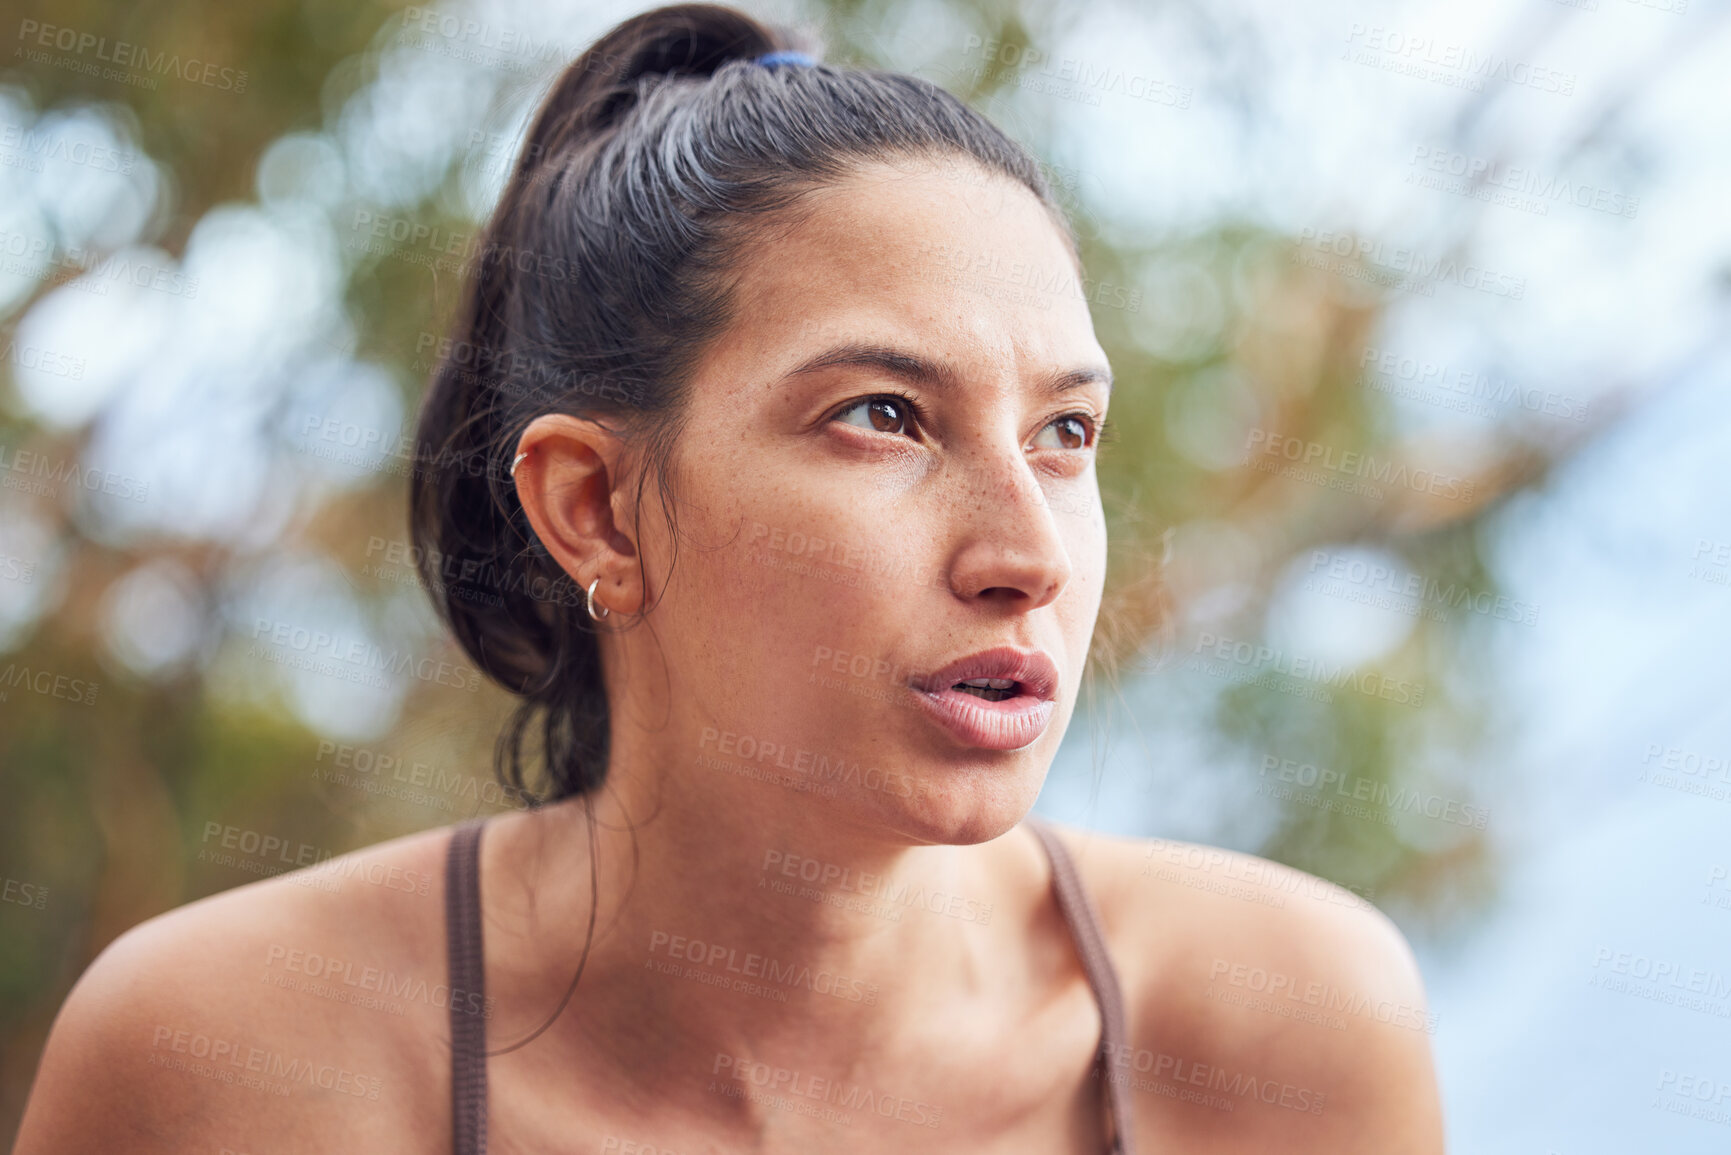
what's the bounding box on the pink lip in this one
[908,646,1060,751]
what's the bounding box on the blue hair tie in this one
[755,50,816,69]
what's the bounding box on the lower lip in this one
[908,685,1056,751]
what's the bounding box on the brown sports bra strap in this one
[1026,817,1138,1155]
[446,817,489,1155]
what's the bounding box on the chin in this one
[853,763,1046,847]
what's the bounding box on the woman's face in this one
[622,156,1112,845]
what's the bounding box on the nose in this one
[940,450,1076,611]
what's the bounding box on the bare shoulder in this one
[14,824,463,1154]
[1038,823,1445,1154]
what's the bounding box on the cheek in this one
[1059,495,1108,583]
[1054,507,1109,651]
[666,499,914,687]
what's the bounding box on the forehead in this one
[705,156,1104,391]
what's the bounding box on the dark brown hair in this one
[409,2,1076,806]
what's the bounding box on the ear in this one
[511,413,642,617]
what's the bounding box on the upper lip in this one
[912,646,1060,702]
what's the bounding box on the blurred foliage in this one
[0,0,1631,1140]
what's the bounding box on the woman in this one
[15,5,1445,1151]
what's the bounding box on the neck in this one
[481,737,1049,1087]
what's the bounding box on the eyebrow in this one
[782,342,1112,399]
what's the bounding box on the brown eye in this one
[1034,415,1092,450]
[835,396,915,436]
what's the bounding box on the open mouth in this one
[951,677,1019,702]
[907,647,1058,749]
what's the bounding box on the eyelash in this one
[832,389,1107,449]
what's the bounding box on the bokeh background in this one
[2,0,1729,1147]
